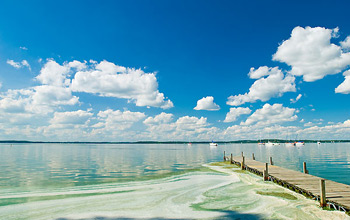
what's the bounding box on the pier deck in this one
[229,156,350,212]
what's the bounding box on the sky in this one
[1,0,350,141]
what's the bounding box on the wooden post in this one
[270,157,273,165]
[241,151,244,157]
[224,151,226,161]
[265,163,268,174]
[320,179,326,207]
[303,162,308,174]
[241,156,245,170]
[263,170,268,181]
[230,153,233,164]
[252,153,255,160]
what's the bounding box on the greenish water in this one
[0,143,349,219]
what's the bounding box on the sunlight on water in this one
[0,143,349,219]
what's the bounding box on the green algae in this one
[209,161,232,166]
[0,189,135,207]
[256,190,297,200]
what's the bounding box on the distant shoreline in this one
[1,140,350,144]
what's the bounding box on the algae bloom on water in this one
[256,190,298,200]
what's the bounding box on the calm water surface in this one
[0,142,349,188]
[0,143,349,219]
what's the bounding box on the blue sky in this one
[1,0,350,141]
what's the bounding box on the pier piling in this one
[241,151,244,157]
[241,156,245,170]
[252,153,255,160]
[320,179,326,207]
[270,157,274,165]
[303,162,308,174]
[264,163,269,181]
[230,153,233,164]
[224,151,226,161]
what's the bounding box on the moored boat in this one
[209,141,218,147]
[295,141,305,147]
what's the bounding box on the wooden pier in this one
[224,151,350,214]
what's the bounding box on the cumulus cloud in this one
[194,96,220,111]
[341,36,350,50]
[301,119,350,139]
[94,109,146,131]
[20,46,28,50]
[335,70,350,94]
[36,59,86,87]
[143,113,217,140]
[227,67,295,106]
[224,107,251,122]
[290,94,302,103]
[71,60,173,109]
[144,112,173,125]
[241,103,298,126]
[50,110,93,125]
[273,26,350,82]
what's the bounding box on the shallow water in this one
[0,143,349,219]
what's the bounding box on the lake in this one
[0,143,349,219]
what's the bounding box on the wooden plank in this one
[230,155,350,210]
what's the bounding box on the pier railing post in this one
[320,179,326,207]
[252,153,255,160]
[241,156,245,170]
[303,162,308,174]
[224,151,226,161]
[270,157,274,165]
[230,153,233,164]
[263,163,269,181]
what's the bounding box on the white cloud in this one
[273,26,350,82]
[241,103,298,126]
[144,112,173,125]
[227,67,295,106]
[290,94,302,103]
[7,60,21,69]
[248,66,279,79]
[340,36,350,50]
[0,86,78,116]
[304,122,314,127]
[71,60,173,109]
[301,119,350,139]
[32,85,79,107]
[143,113,217,140]
[335,70,350,94]
[94,109,146,131]
[20,46,28,50]
[194,96,220,111]
[224,107,251,122]
[0,82,2,89]
[36,59,85,87]
[6,59,31,70]
[50,110,93,125]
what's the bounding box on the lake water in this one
[0,143,349,219]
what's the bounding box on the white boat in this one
[317,141,321,145]
[209,142,218,147]
[265,141,280,147]
[188,143,192,146]
[285,142,295,147]
[257,142,265,145]
[295,141,305,147]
